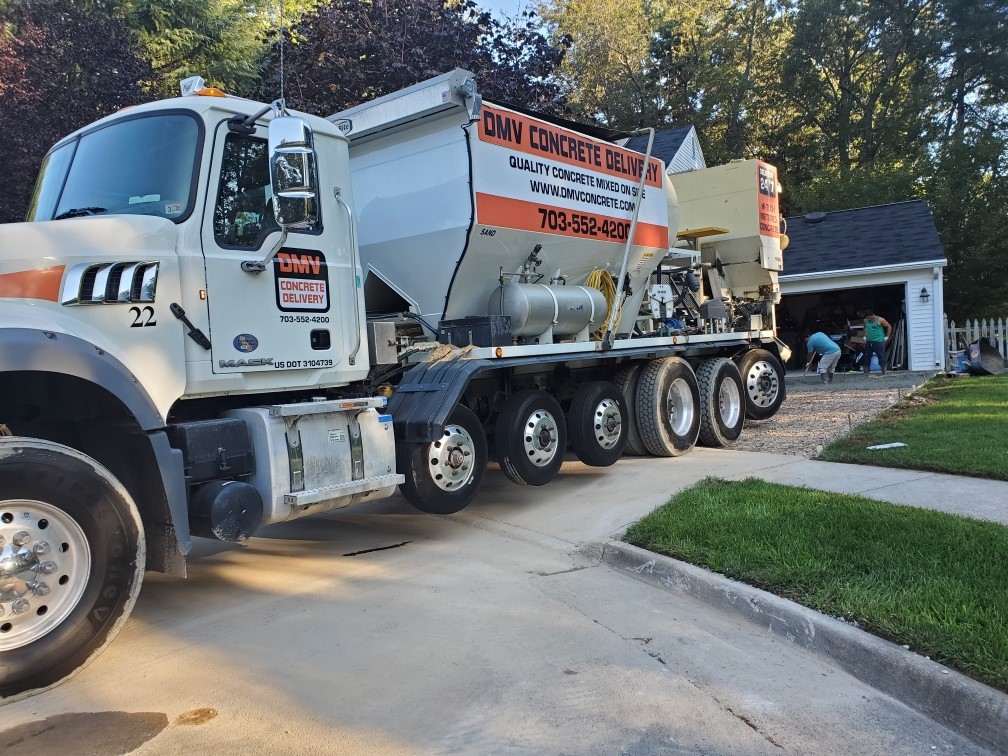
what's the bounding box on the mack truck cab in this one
[0,84,402,699]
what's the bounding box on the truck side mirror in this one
[268,116,318,229]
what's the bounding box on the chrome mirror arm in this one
[241,220,289,273]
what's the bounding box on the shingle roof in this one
[625,126,693,166]
[782,200,946,277]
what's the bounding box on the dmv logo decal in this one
[274,249,330,313]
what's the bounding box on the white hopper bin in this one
[330,70,677,341]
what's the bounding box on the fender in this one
[0,327,191,561]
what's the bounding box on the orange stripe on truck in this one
[476,193,669,250]
[0,266,65,302]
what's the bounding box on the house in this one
[777,200,948,372]
[624,126,706,174]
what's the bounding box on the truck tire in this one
[0,438,145,702]
[568,381,628,467]
[735,348,785,420]
[696,358,745,447]
[495,390,567,486]
[612,363,647,456]
[398,405,487,515]
[636,357,701,457]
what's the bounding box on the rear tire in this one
[696,357,745,446]
[398,405,487,514]
[612,363,647,456]
[636,357,701,457]
[736,348,785,420]
[568,381,628,467]
[0,438,145,701]
[495,390,567,486]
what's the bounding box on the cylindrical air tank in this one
[488,283,608,338]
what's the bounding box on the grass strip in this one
[624,477,1008,692]
[818,374,1008,480]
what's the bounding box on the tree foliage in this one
[259,0,566,117]
[122,0,321,99]
[0,0,153,223]
[537,0,655,127]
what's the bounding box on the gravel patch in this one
[733,371,939,458]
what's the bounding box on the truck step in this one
[284,473,403,508]
[270,397,387,417]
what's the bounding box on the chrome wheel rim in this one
[744,360,779,408]
[592,398,622,450]
[428,423,477,491]
[0,499,91,651]
[666,378,695,436]
[522,409,560,467]
[718,377,742,427]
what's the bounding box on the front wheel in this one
[398,405,487,515]
[735,348,786,420]
[0,438,145,701]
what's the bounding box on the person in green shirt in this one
[862,309,892,376]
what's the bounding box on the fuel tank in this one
[488,283,608,338]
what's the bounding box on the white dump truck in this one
[0,70,789,698]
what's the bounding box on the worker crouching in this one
[806,330,842,383]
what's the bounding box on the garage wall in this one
[780,261,946,372]
[904,269,943,370]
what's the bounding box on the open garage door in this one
[777,283,907,372]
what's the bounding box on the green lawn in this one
[625,477,1008,692]
[818,374,1008,480]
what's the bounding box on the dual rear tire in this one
[495,390,567,486]
[696,357,745,447]
[567,382,628,467]
[635,357,701,456]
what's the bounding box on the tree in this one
[121,0,320,99]
[0,0,153,223]
[647,0,793,164]
[259,0,566,117]
[928,133,1008,319]
[537,0,657,127]
[780,0,935,172]
[933,0,1008,141]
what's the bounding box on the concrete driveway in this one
[0,452,987,755]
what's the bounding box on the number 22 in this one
[129,306,156,328]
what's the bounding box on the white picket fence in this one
[944,314,1007,369]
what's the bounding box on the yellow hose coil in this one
[586,269,619,337]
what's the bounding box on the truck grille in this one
[60,262,160,305]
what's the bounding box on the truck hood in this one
[0,214,179,276]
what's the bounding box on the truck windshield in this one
[27,113,201,223]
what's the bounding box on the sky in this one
[478,0,530,18]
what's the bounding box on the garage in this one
[776,200,947,373]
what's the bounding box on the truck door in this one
[200,121,355,376]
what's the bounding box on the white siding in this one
[904,269,942,370]
[667,129,707,174]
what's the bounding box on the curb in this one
[596,540,1008,753]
